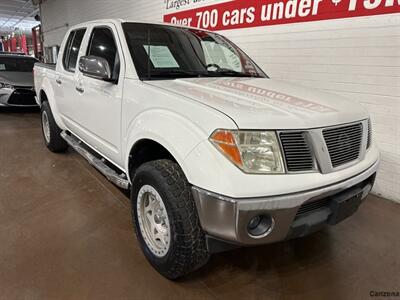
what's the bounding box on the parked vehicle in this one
[34,19,380,279]
[0,54,38,107]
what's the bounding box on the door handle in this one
[56,79,62,84]
[75,87,84,93]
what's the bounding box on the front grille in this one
[367,119,372,149]
[280,132,314,172]
[296,198,330,218]
[7,89,36,105]
[13,86,34,90]
[323,123,363,168]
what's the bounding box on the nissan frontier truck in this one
[34,19,380,279]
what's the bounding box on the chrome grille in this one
[280,132,314,172]
[323,123,363,168]
[367,119,372,149]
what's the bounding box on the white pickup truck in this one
[34,19,380,279]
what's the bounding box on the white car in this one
[34,19,380,279]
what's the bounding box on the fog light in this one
[247,215,274,238]
[248,215,261,230]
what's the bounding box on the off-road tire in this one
[131,159,209,280]
[41,101,68,153]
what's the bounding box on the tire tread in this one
[132,159,209,279]
[41,101,68,153]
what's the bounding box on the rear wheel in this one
[41,101,68,153]
[131,159,209,279]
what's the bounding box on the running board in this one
[61,132,130,190]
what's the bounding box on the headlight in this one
[0,83,14,89]
[210,129,285,174]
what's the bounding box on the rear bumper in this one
[192,159,379,247]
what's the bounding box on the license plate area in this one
[328,190,363,225]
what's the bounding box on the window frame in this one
[62,27,87,73]
[85,25,120,82]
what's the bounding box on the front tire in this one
[41,101,68,153]
[131,159,209,280]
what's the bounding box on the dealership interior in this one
[0,0,399,299]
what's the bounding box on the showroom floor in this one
[0,107,399,300]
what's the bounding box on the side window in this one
[87,27,119,80]
[62,29,86,72]
[68,30,86,71]
[62,32,74,70]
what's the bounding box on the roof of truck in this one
[70,18,207,32]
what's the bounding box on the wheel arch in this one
[128,138,177,180]
[124,109,212,184]
[37,80,66,130]
[39,89,47,103]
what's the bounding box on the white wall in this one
[40,0,400,202]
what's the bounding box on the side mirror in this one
[78,55,112,81]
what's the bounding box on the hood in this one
[0,72,34,87]
[147,77,369,130]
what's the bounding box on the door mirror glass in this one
[78,55,112,81]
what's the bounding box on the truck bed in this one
[33,63,57,106]
[35,62,56,70]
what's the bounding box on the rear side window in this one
[62,29,86,72]
[62,32,74,69]
[87,27,119,80]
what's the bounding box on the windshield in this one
[122,23,267,80]
[0,57,37,72]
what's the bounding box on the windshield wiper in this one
[209,68,261,78]
[147,70,209,79]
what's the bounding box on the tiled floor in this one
[0,107,399,300]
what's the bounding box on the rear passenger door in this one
[55,28,87,127]
[74,24,124,166]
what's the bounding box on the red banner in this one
[10,37,17,52]
[21,34,27,54]
[164,0,400,30]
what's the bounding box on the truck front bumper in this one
[192,159,379,248]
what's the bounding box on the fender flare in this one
[39,78,66,130]
[124,109,211,183]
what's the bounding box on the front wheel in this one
[41,101,68,153]
[131,159,209,279]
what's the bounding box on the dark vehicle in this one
[0,51,26,55]
[0,54,38,107]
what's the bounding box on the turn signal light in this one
[210,130,243,167]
